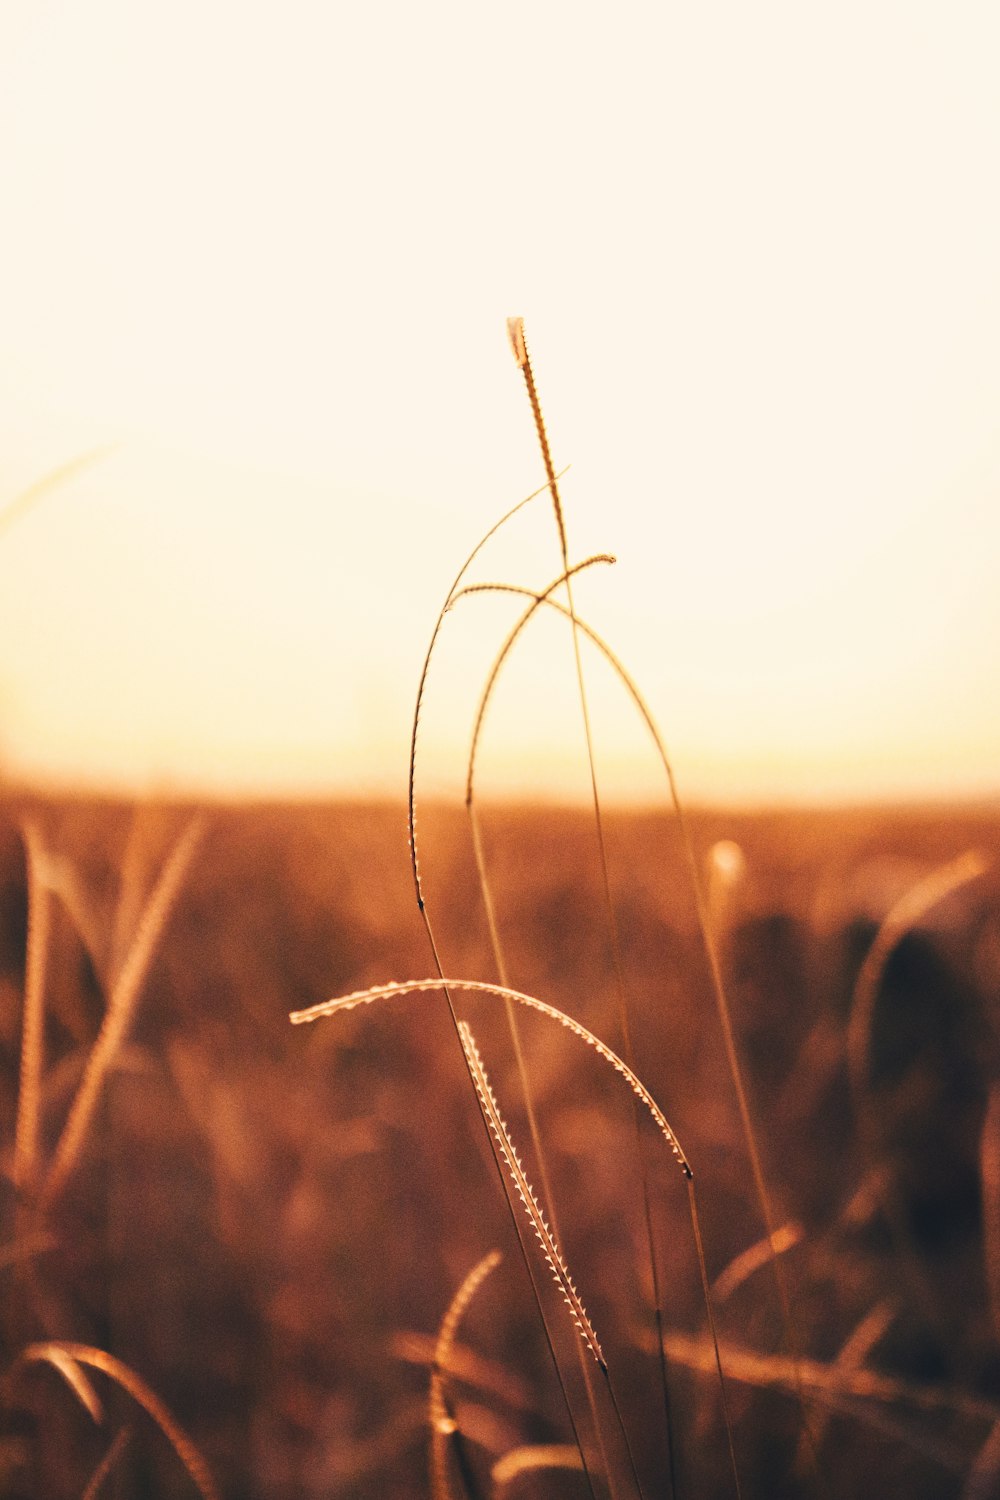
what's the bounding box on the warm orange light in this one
[1,5,999,805]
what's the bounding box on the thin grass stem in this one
[13,1342,219,1500]
[686,1177,743,1499]
[430,1249,503,1500]
[293,979,690,1177]
[458,577,821,1467]
[41,814,206,1211]
[407,471,569,913]
[81,1426,132,1500]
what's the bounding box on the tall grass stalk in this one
[457,555,626,1489]
[404,474,627,1491]
[457,567,819,1469]
[458,1022,653,1500]
[430,1249,503,1500]
[41,813,207,1211]
[508,318,681,1492]
[458,1024,606,1373]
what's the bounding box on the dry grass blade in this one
[41,813,207,1211]
[459,1023,605,1371]
[10,1343,104,1423]
[712,1223,803,1304]
[457,577,818,1468]
[493,1443,585,1493]
[407,470,569,911]
[658,1330,1000,1424]
[846,848,989,1315]
[292,978,691,1176]
[794,1299,896,1469]
[14,819,52,1197]
[847,848,989,1121]
[393,1331,533,1414]
[81,1426,131,1500]
[430,1248,502,1500]
[42,850,106,981]
[450,558,615,806]
[15,1342,219,1500]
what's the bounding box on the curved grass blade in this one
[457,576,820,1464]
[14,1342,219,1500]
[42,814,207,1211]
[430,1249,502,1500]
[459,1025,605,1371]
[847,848,988,1141]
[493,1442,585,1494]
[407,470,569,912]
[292,978,690,1178]
[846,849,989,1337]
[9,1343,104,1423]
[81,1426,131,1500]
[712,1223,803,1305]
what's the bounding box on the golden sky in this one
[1,2,999,805]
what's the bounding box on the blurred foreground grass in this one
[1,796,998,1499]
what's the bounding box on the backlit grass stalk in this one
[402,472,610,1485]
[457,573,818,1465]
[658,1331,991,1473]
[492,1444,585,1494]
[847,848,989,1147]
[294,974,694,1497]
[12,1342,219,1500]
[407,471,569,916]
[430,1249,503,1500]
[460,1024,606,1371]
[461,1021,652,1500]
[293,979,691,1176]
[41,813,206,1212]
[846,848,989,1343]
[506,325,683,1489]
[81,1427,132,1500]
[461,560,646,1494]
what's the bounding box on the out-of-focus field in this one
[1,795,999,1499]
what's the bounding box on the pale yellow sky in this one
[1,2,999,804]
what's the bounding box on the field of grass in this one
[1,792,998,1498]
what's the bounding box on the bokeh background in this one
[2,6,1000,1499]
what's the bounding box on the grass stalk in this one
[430,1249,503,1500]
[510,321,680,1494]
[458,572,821,1467]
[12,1342,219,1500]
[81,1427,132,1500]
[846,848,989,1344]
[293,979,691,1176]
[41,813,206,1212]
[461,1021,650,1500]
